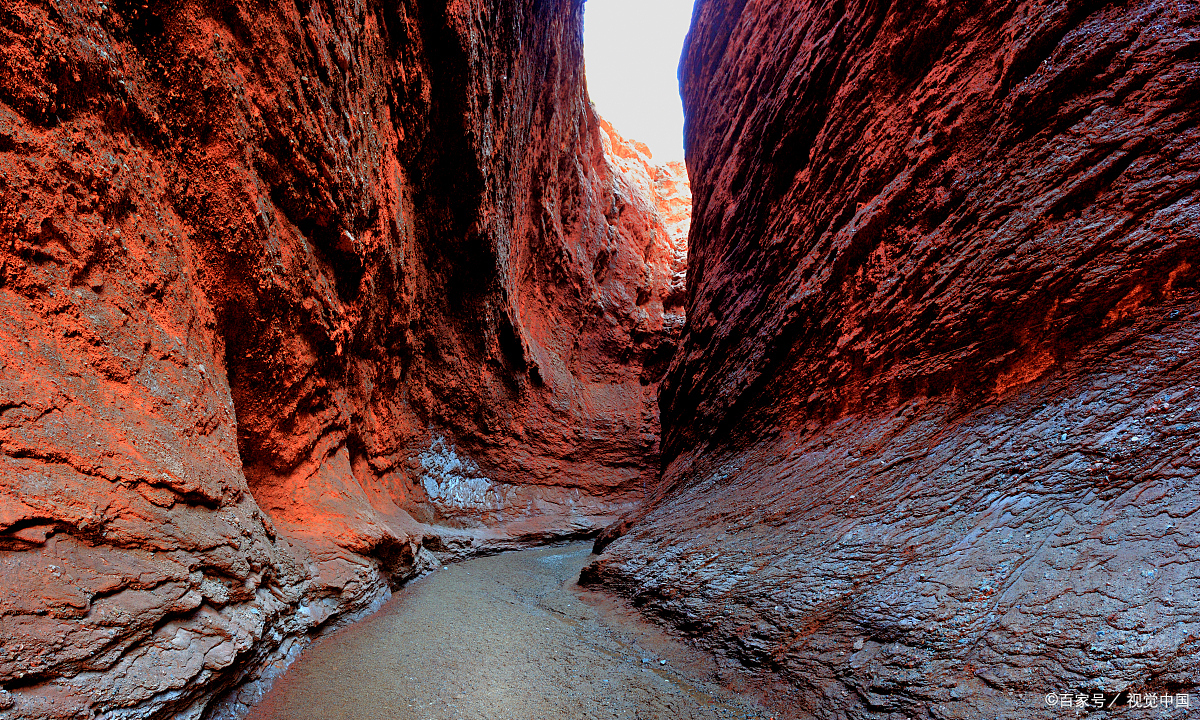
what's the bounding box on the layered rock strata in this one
[586,1,1200,718]
[0,0,686,716]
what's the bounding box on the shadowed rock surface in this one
[584,1,1200,718]
[0,0,686,716]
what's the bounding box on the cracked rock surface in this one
[586,1,1200,718]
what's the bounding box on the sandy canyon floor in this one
[245,544,789,720]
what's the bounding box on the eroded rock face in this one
[0,0,686,715]
[586,1,1200,717]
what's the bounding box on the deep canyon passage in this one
[1,0,1199,719]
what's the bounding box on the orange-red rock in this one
[0,0,686,715]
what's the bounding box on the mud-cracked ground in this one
[246,543,792,720]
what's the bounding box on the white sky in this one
[583,0,696,163]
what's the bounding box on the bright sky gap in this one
[583,0,696,163]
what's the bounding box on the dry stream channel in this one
[247,543,779,720]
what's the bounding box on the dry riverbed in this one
[246,543,783,720]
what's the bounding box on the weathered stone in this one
[585,1,1200,718]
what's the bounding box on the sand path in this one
[246,543,776,720]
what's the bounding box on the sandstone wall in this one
[586,1,1200,717]
[0,0,686,715]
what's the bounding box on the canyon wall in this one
[586,1,1200,718]
[0,0,687,715]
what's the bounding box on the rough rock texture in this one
[0,0,687,715]
[586,1,1200,718]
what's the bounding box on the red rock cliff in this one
[0,0,686,715]
[586,1,1200,717]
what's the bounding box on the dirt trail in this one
[246,543,780,720]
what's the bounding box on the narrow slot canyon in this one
[0,0,1198,719]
